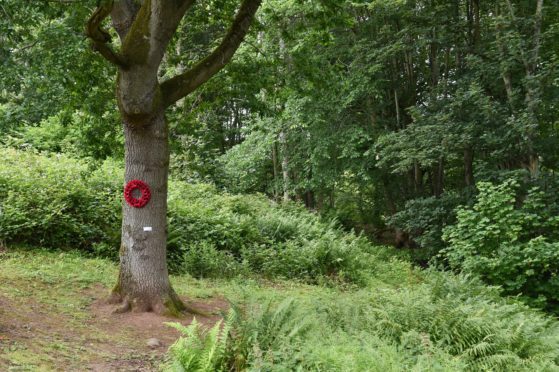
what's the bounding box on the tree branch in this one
[85,0,128,68]
[160,0,262,107]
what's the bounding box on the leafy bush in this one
[441,179,559,311]
[324,272,559,371]
[388,192,464,263]
[180,240,247,279]
[0,148,122,252]
[0,148,374,285]
[168,181,374,284]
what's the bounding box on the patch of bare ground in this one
[0,282,227,372]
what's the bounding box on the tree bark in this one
[109,111,185,315]
[280,130,290,202]
[271,141,279,200]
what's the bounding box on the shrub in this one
[441,179,559,311]
[387,192,464,264]
[167,179,375,284]
[321,273,559,371]
[181,240,247,279]
[0,148,375,285]
[0,148,122,252]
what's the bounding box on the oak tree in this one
[85,0,261,314]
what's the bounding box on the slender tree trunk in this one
[304,190,315,210]
[464,147,474,187]
[495,5,515,108]
[526,0,543,179]
[280,130,290,202]
[109,111,185,315]
[394,89,401,129]
[271,141,279,200]
[472,0,480,48]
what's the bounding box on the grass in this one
[2,247,559,371]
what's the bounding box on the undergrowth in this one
[2,149,559,370]
[164,275,559,371]
[2,242,559,370]
[0,148,381,285]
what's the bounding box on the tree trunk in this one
[464,147,474,187]
[85,0,262,315]
[109,111,185,315]
[280,130,290,202]
[304,190,315,210]
[271,141,279,200]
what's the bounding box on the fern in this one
[164,298,311,371]
[165,318,230,372]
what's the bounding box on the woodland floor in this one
[0,248,231,371]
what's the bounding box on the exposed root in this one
[106,289,123,305]
[179,300,212,318]
[106,287,211,317]
[113,299,131,314]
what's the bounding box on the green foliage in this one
[388,192,464,263]
[165,298,311,371]
[0,148,121,252]
[217,128,275,195]
[165,319,230,372]
[5,149,559,310]
[180,240,247,279]
[0,1,121,159]
[2,202,559,371]
[442,179,559,311]
[168,181,374,284]
[166,274,559,371]
[0,148,373,285]
[167,0,559,269]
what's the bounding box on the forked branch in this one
[86,0,128,68]
[160,0,262,107]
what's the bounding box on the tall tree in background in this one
[210,0,557,252]
[85,0,261,314]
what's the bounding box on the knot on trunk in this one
[123,111,158,128]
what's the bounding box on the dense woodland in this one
[1,0,559,370]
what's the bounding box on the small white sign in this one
[143,226,153,232]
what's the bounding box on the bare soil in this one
[0,283,227,371]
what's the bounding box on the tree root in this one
[107,287,211,317]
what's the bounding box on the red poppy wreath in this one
[124,179,151,208]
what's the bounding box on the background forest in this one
[1,0,559,370]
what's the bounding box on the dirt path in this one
[0,282,226,371]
